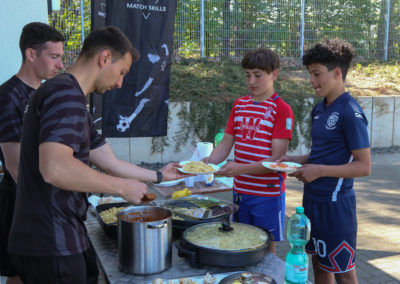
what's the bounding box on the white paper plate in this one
[262,162,302,173]
[153,178,184,187]
[178,160,220,174]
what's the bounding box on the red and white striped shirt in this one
[225,93,294,197]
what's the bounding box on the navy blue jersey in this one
[8,73,106,256]
[305,92,369,201]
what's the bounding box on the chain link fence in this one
[49,0,400,68]
[48,0,91,68]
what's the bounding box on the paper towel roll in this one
[191,142,213,161]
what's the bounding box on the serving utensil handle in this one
[147,221,168,229]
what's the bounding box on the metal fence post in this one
[384,0,391,61]
[80,0,85,43]
[300,0,306,62]
[200,0,205,58]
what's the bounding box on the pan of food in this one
[158,195,238,240]
[95,202,132,239]
[95,193,157,239]
[175,221,271,268]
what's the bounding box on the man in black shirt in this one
[8,26,186,284]
[0,22,64,284]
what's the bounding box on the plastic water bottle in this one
[285,206,311,284]
[214,129,224,147]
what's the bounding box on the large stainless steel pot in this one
[117,206,172,275]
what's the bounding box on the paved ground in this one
[277,152,400,284]
[208,152,400,284]
[2,152,399,284]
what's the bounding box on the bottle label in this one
[205,173,214,187]
[285,263,308,282]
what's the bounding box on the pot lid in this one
[183,221,268,251]
[160,195,238,220]
[219,271,277,284]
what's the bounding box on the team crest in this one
[264,107,273,120]
[326,112,339,130]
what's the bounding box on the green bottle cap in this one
[296,206,304,214]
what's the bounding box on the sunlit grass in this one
[170,60,400,102]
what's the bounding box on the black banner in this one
[90,0,106,131]
[91,0,177,137]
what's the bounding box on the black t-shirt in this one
[0,75,35,191]
[8,73,106,256]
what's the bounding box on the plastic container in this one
[285,206,311,284]
[184,176,195,187]
[214,129,224,147]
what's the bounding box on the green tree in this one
[49,0,91,67]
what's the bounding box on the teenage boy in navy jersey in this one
[285,39,371,284]
[204,48,294,254]
[8,26,186,284]
[0,22,64,284]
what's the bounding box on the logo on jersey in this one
[355,111,363,119]
[264,107,273,120]
[326,112,339,130]
[240,116,261,140]
[349,101,364,119]
[24,104,29,114]
[286,118,293,130]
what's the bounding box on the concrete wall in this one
[106,96,400,163]
[0,0,48,83]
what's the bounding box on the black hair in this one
[19,22,65,62]
[302,38,354,81]
[79,26,140,63]
[241,48,280,73]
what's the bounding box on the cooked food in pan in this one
[99,206,127,224]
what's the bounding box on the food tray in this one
[146,271,244,284]
[95,202,132,239]
[157,195,238,221]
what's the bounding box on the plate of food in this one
[262,161,302,173]
[178,160,220,174]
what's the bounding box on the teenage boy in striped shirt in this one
[204,48,294,253]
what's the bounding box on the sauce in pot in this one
[119,210,170,223]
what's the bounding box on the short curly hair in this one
[302,38,354,81]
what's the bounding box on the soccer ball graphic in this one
[117,115,130,132]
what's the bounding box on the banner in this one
[91,0,177,137]
[90,0,106,131]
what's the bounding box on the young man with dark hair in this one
[204,48,294,254]
[7,26,185,283]
[286,39,371,284]
[0,21,64,284]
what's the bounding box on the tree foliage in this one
[174,0,400,62]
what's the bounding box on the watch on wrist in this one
[156,171,163,183]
